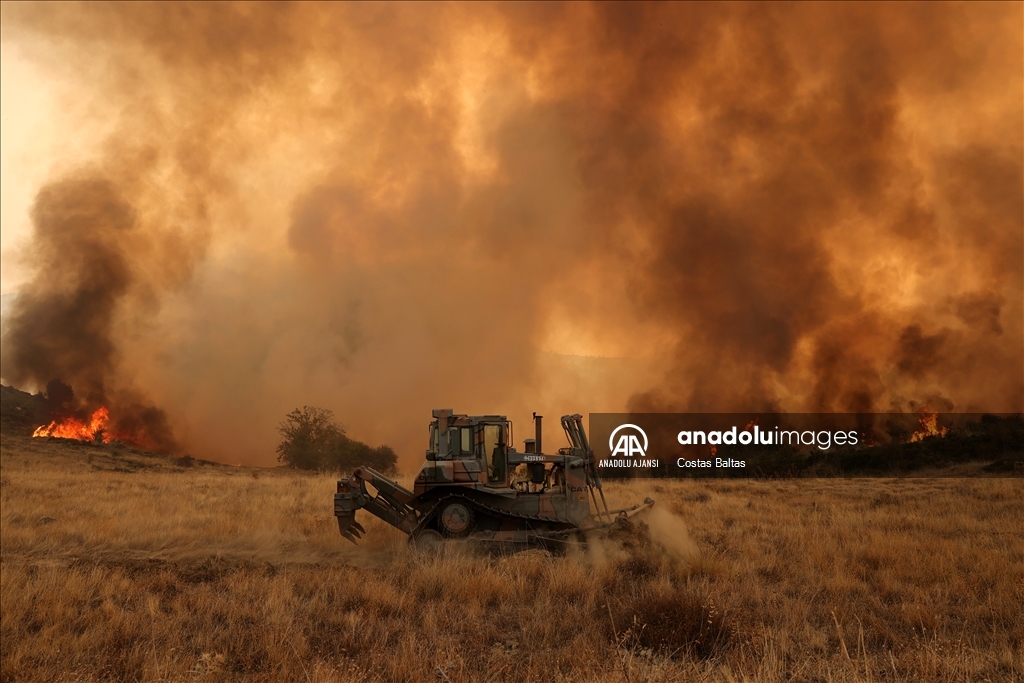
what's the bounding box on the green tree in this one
[276,406,398,475]
[331,438,398,475]
[276,406,341,470]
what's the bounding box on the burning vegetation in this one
[910,408,950,442]
[33,406,112,442]
[14,379,175,452]
[30,404,164,450]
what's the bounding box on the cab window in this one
[483,424,507,484]
[448,426,474,458]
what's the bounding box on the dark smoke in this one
[43,379,74,421]
[0,3,1020,466]
[4,177,133,403]
[0,175,175,451]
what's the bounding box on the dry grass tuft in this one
[607,583,733,661]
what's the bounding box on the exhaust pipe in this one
[533,412,543,455]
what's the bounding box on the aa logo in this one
[609,424,648,458]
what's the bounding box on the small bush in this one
[609,587,733,659]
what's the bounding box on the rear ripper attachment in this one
[335,411,654,552]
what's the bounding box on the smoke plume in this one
[1,3,1020,466]
[2,175,177,450]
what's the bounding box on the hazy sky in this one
[1,3,1021,467]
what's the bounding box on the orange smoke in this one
[0,3,1020,467]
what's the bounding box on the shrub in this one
[276,406,397,474]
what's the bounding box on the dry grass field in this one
[1,434,1022,682]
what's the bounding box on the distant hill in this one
[0,384,46,437]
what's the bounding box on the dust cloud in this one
[644,506,699,563]
[0,3,1020,466]
[569,506,698,569]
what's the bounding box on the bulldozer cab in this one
[428,410,509,487]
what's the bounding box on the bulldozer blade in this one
[338,515,363,543]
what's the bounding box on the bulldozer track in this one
[410,492,575,541]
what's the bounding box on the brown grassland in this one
[1,433,1021,682]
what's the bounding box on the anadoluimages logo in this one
[609,424,649,458]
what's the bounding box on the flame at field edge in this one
[33,406,111,442]
[909,408,949,443]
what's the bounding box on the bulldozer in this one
[334,410,654,552]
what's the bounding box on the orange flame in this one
[33,407,113,443]
[709,445,717,457]
[909,408,948,442]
